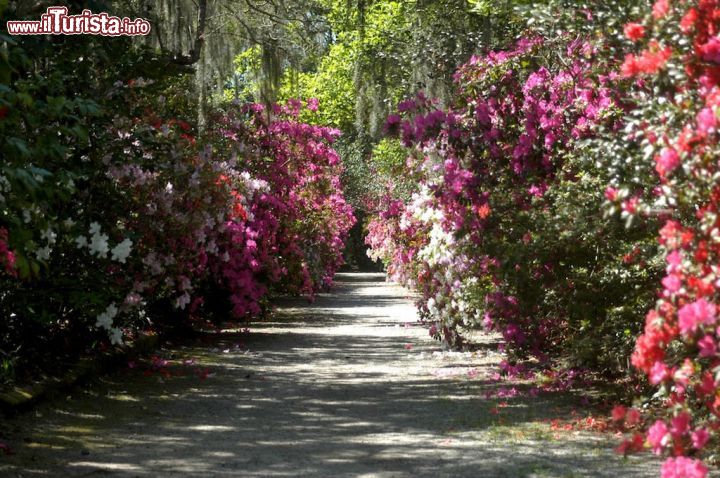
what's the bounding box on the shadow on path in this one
[0,273,658,477]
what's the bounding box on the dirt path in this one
[0,273,657,477]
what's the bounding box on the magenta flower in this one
[655,147,680,177]
[647,419,669,454]
[699,37,720,64]
[650,361,670,384]
[678,299,717,336]
[691,428,710,450]
[306,97,319,112]
[662,274,682,293]
[660,457,708,478]
[696,107,716,135]
[697,335,717,358]
[670,412,691,439]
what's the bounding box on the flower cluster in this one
[367,36,638,362]
[603,0,720,473]
[0,32,353,369]
[368,0,720,474]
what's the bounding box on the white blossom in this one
[75,235,88,248]
[108,327,123,345]
[111,238,133,263]
[41,227,57,245]
[95,303,118,329]
[175,293,191,310]
[35,246,52,261]
[89,231,109,258]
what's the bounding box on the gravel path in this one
[0,272,659,477]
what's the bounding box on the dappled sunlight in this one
[0,274,659,477]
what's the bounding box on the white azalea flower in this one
[108,327,123,345]
[75,235,88,248]
[95,303,118,329]
[35,246,52,261]
[175,293,191,310]
[89,231,109,258]
[41,227,57,245]
[111,238,133,263]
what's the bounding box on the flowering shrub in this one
[0,21,353,381]
[367,33,661,370]
[366,0,720,473]
[602,0,720,473]
[206,101,355,317]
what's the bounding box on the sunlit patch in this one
[106,393,140,402]
[186,425,236,432]
[69,462,142,471]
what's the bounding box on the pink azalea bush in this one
[603,0,720,472]
[367,28,659,368]
[367,0,720,473]
[0,29,353,379]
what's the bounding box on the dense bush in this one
[0,12,354,383]
[366,0,720,474]
[366,34,661,371]
[605,0,720,473]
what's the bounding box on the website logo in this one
[6,7,151,36]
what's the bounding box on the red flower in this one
[699,37,720,64]
[620,44,672,77]
[0,106,7,119]
[624,23,646,42]
[612,405,627,421]
[680,8,699,34]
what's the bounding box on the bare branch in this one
[169,0,208,66]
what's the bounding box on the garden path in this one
[0,273,658,477]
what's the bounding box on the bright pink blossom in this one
[648,420,669,454]
[678,299,716,336]
[650,361,670,384]
[652,0,670,19]
[655,147,680,178]
[660,457,708,478]
[670,412,691,439]
[662,274,682,293]
[691,428,710,449]
[697,335,716,357]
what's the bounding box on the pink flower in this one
[678,299,717,336]
[612,405,627,422]
[675,359,694,386]
[306,97,319,112]
[697,335,717,358]
[667,250,683,272]
[622,197,639,214]
[699,37,720,64]
[670,412,691,439]
[691,428,710,449]
[655,147,680,178]
[647,420,669,454]
[661,457,708,478]
[652,0,670,19]
[625,408,641,426]
[662,274,682,293]
[604,186,618,201]
[697,107,717,135]
[650,361,670,384]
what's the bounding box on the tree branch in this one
[169,0,208,66]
